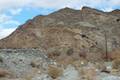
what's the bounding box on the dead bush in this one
[112,58,120,69]
[48,65,63,79]
[48,50,61,59]
[57,56,75,67]
[79,51,86,58]
[24,68,39,80]
[110,49,120,60]
[0,68,10,77]
[87,52,103,62]
[79,66,97,80]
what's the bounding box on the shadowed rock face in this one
[0,6,120,60]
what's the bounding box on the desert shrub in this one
[30,61,36,68]
[79,51,86,58]
[66,48,74,56]
[86,52,103,62]
[95,62,106,72]
[24,68,39,80]
[78,49,88,59]
[112,58,120,69]
[82,67,97,80]
[53,50,61,56]
[56,56,75,67]
[78,64,97,80]
[110,49,120,60]
[102,53,111,61]
[0,68,10,77]
[30,59,42,68]
[48,65,63,79]
[48,50,61,59]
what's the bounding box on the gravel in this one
[0,49,52,78]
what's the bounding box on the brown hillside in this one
[0,6,120,61]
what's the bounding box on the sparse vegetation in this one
[79,51,86,58]
[48,65,63,79]
[0,68,10,77]
[66,48,74,56]
[30,61,36,68]
[112,58,120,69]
[0,6,120,80]
[48,50,61,59]
[24,67,41,80]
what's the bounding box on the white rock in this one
[98,73,120,80]
[32,73,53,80]
[102,75,120,80]
[58,65,80,80]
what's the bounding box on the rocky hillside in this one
[0,6,120,61]
[0,6,120,80]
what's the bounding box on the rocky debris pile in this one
[0,49,120,80]
[0,49,54,78]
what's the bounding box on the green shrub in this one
[66,48,74,56]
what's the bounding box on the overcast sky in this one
[0,0,120,39]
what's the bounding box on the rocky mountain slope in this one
[0,6,120,61]
[0,6,120,80]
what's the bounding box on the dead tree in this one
[104,30,108,61]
